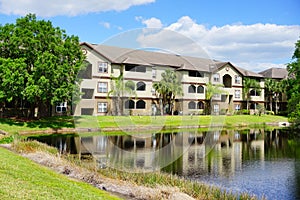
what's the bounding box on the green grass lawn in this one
[0,114,289,136]
[96,115,289,129]
[0,116,74,134]
[0,147,120,200]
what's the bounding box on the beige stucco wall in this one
[76,45,270,116]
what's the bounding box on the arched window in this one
[136,100,146,109]
[197,101,204,109]
[125,99,135,109]
[223,74,232,88]
[188,85,196,93]
[136,82,146,91]
[188,101,196,109]
[197,86,204,93]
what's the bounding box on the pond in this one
[28,127,300,200]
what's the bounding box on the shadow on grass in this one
[0,116,75,130]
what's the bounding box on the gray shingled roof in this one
[81,42,263,77]
[259,67,288,79]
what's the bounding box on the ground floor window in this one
[197,101,204,109]
[56,102,67,113]
[125,99,135,109]
[188,101,196,109]
[235,104,241,111]
[136,100,146,109]
[213,104,219,113]
[98,102,107,113]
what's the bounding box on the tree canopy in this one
[0,14,85,118]
[287,38,300,124]
[242,77,261,110]
[153,69,183,115]
[108,73,135,116]
[204,82,224,115]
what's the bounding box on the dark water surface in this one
[29,127,300,200]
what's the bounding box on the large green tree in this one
[287,38,300,124]
[153,69,183,115]
[0,14,85,118]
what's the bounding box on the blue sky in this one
[0,0,299,72]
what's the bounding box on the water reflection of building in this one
[75,129,267,173]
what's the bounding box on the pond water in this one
[29,127,300,200]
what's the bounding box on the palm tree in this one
[242,77,261,111]
[108,73,135,116]
[204,82,224,115]
[264,78,275,112]
[264,78,288,114]
[152,69,183,115]
[152,81,167,115]
[273,79,288,114]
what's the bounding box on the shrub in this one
[0,135,14,144]
[265,110,274,115]
[242,109,250,115]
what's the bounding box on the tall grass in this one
[98,168,258,200]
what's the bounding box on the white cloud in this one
[137,16,300,72]
[0,0,155,17]
[100,21,111,29]
[136,16,163,29]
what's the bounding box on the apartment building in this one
[259,67,289,112]
[74,42,265,116]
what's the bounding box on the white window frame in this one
[97,102,107,113]
[98,62,108,73]
[235,75,241,84]
[213,104,219,113]
[152,68,157,78]
[235,90,241,98]
[56,102,67,113]
[235,104,241,111]
[98,82,108,93]
[213,73,220,82]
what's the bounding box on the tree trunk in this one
[116,96,121,116]
[269,95,273,111]
[159,98,163,116]
[29,104,36,119]
[275,94,279,114]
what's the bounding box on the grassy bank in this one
[0,145,120,200]
[9,141,258,200]
[98,168,258,200]
[0,115,289,136]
